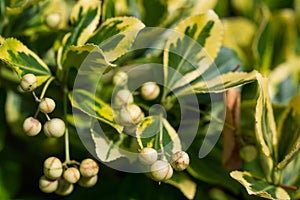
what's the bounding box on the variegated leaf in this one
[255,73,277,180]
[88,17,145,62]
[277,92,300,169]
[69,89,123,133]
[70,0,101,46]
[163,10,223,92]
[136,116,182,158]
[91,123,125,163]
[178,70,258,95]
[58,0,101,69]
[230,171,290,200]
[0,38,51,85]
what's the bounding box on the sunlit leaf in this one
[163,10,223,92]
[0,38,51,86]
[230,171,290,200]
[88,17,145,62]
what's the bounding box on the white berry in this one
[114,89,133,109]
[39,175,58,193]
[39,98,56,113]
[43,157,63,180]
[138,147,158,165]
[63,167,80,184]
[119,104,144,126]
[23,117,41,136]
[43,118,65,138]
[170,151,190,171]
[79,158,99,178]
[150,160,173,182]
[55,179,74,196]
[141,82,160,101]
[20,73,37,92]
[45,13,61,29]
[78,175,98,188]
[113,71,128,86]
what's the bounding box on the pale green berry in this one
[114,89,133,109]
[39,98,56,113]
[43,118,65,138]
[20,73,37,92]
[79,158,99,178]
[113,71,128,86]
[63,167,80,184]
[78,175,98,188]
[150,160,173,182]
[23,117,41,136]
[119,104,144,126]
[240,145,258,162]
[43,157,63,180]
[141,82,160,101]
[170,151,190,171]
[45,13,61,29]
[55,179,74,196]
[39,175,58,193]
[138,147,158,165]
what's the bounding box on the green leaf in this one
[187,139,241,194]
[0,38,51,85]
[181,70,258,95]
[138,0,168,27]
[163,10,223,91]
[277,92,300,169]
[230,171,290,200]
[69,89,123,133]
[88,17,145,62]
[255,73,278,180]
[165,172,197,200]
[136,116,182,157]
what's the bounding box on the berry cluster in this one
[20,74,65,138]
[39,157,99,195]
[18,74,100,196]
[112,71,189,183]
[138,147,190,182]
[112,71,160,134]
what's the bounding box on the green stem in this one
[63,86,70,163]
[158,114,165,160]
[40,76,55,99]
